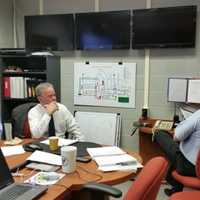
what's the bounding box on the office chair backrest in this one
[11,102,37,138]
[123,156,168,200]
[171,149,200,190]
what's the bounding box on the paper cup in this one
[49,136,59,151]
[61,146,77,173]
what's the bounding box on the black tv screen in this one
[75,10,131,50]
[132,6,197,49]
[25,14,74,51]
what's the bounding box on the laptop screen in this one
[0,149,14,189]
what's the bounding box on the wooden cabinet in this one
[138,118,172,164]
[0,55,60,122]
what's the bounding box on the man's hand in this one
[44,102,58,115]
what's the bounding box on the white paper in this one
[41,138,78,146]
[1,145,25,156]
[98,162,143,172]
[27,150,62,166]
[31,52,53,56]
[94,154,137,166]
[87,146,126,158]
[87,146,142,172]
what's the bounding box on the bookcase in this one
[0,54,60,122]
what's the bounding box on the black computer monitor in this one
[75,10,131,50]
[132,6,197,49]
[25,14,75,51]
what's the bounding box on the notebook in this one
[0,148,47,200]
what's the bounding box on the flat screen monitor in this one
[132,6,197,49]
[75,10,131,50]
[25,14,75,51]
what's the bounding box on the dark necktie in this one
[48,115,55,137]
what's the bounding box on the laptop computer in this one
[0,148,47,200]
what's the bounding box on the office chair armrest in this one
[82,182,122,198]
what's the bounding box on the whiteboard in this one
[75,111,120,146]
[74,62,136,108]
[187,79,200,103]
[167,78,188,102]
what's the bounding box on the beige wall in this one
[0,0,13,48]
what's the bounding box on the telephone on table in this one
[153,120,174,131]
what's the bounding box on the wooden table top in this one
[1,139,142,200]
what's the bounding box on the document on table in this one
[87,146,143,172]
[1,145,25,156]
[27,150,62,166]
[25,172,65,185]
[98,161,143,172]
[41,138,78,146]
[87,146,126,157]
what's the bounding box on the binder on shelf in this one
[3,77,10,97]
[26,78,44,99]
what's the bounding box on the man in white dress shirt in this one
[28,82,84,140]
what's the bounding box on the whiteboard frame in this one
[75,111,121,146]
[167,78,188,103]
[187,79,200,104]
[74,62,136,108]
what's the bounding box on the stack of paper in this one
[1,145,25,156]
[87,146,143,172]
[41,138,78,146]
[27,150,62,166]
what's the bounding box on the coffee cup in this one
[49,136,59,151]
[61,146,77,173]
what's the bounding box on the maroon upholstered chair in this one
[123,156,168,200]
[11,102,37,138]
[170,191,200,200]
[172,150,200,190]
[81,156,168,200]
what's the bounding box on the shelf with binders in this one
[2,71,46,77]
[0,54,61,123]
[2,76,45,99]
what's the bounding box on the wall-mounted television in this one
[132,6,197,49]
[25,14,75,51]
[75,10,131,50]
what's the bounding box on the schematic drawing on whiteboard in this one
[74,62,136,108]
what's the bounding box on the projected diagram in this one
[74,62,136,108]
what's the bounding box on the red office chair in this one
[170,191,200,200]
[172,150,200,190]
[81,156,168,200]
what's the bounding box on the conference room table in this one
[0,139,142,200]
